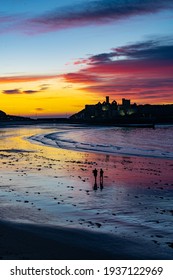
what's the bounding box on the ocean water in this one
[29,124,173,159]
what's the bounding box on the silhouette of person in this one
[93,168,98,184]
[100,168,104,186]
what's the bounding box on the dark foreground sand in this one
[0,220,172,260]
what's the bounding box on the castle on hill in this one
[70,96,173,124]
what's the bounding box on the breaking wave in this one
[29,125,173,159]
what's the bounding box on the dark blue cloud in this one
[29,0,173,33]
[113,38,173,61]
[1,1,173,34]
[86,37,173,64]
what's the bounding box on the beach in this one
[0,124,173,259]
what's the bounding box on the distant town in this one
[0,96,173,126]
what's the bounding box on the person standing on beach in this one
[93,168,98,184]
[100,168,104,187]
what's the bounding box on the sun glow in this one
[0,78,92,117]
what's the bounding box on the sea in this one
[29,124,173,159]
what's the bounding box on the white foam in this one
[28,125,173,159]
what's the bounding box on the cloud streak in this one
[78,37,173,65]
[29,0,173,33]
[0,74,58,83]
[2,89,21,95]
[2,88,39,95]
[35,108,44,111]
[1,0,173,34]
[0,13,26,34]
[2,85,50,95]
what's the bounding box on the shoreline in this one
[0,119,173,128]
[29,124,173,160]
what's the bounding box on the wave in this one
[28,126,173,159]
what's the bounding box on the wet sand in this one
[0,125,173,259]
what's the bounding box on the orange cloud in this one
[0,74,58,83]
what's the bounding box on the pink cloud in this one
[61,38,173,104]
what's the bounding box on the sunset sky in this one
[1,0,173,117]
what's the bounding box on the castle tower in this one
[122,98,130,108]
[106,96,109,104]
